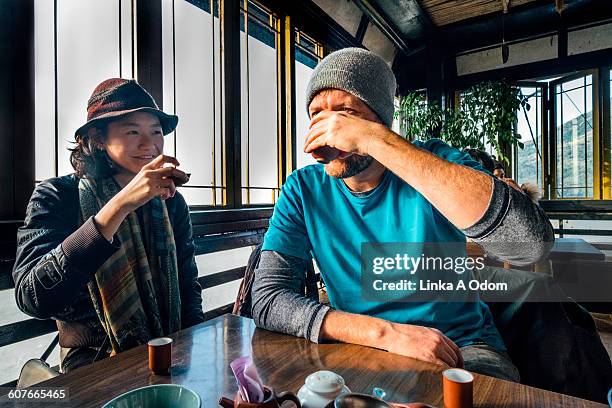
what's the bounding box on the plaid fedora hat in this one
[74,78,178,138]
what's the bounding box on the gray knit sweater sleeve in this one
[462,177,554,265]
[251,250,330,343]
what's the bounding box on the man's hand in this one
[320,310,463,368]
[304,111,388,158]
[383,322,464,368]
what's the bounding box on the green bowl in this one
[101,384,201,408]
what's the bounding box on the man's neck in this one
[343,160,386,193]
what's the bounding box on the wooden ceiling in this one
[419,0,541,26]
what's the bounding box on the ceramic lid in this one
[304,371,345,395]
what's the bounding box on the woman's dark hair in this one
[69,123,118,179]
[463,148,495,173]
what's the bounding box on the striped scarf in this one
[78,177,181,353]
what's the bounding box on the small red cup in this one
[442,368,473,408]
[148,337,173,375]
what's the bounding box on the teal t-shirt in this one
[263,138,504,351]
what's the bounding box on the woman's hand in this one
[383,322,464,368]
[113,154,187,213]
[94,155,187,241]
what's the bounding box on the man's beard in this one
[324,154,374,179]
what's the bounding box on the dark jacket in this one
[12,174,205,350]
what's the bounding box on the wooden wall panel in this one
[420,0,539,26]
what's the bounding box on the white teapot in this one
[297,371,351,408]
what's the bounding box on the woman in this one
[12,78,205,372]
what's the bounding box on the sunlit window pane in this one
[120,0,134,78]
[515,87,543,194]
[555,75,593,198]
[56,0,121,177]
[163,0,223,206]
[35,0,133,182]
[34,0,56,181]
[240,2,280,205]
[392,97,400,134]
[295,32,320,170]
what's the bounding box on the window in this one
[30,0,370,208]
[609,69,612,193]
[35,0,133,181]
[392,96,401,134]
[239,0,281,205]
[553,74,594,198]
[295,30,323,170]
[162,0,224,206]
[514,86,544,194]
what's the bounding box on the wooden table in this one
[468,237,605,274]
[549,238,605,262]
[468,238,605,263]
[0,314,605,407]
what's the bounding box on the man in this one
[251,48,553,382]
[493,160,506,179]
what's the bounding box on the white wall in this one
[311,0,363,36]
[568,22,612,56]
[456,35,558,76]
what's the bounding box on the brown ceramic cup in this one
[148,337,173,375]
[170,172,191,187]
[442,368,473,408]
[219,385,301,408]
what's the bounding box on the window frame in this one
[452,66,612,202]
[549,69,600,200]
[512,81,548,199]
[24,0,361,214]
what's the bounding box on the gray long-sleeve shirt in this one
[251,175,554,344]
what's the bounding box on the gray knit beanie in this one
[305,47,397,127]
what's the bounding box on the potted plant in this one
[395,80,529,166]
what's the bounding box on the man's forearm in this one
[319,309,464,368]
[367,131,492,229]
[465,177,555,264]
[251,250,330,342]
[319,309,391,350]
